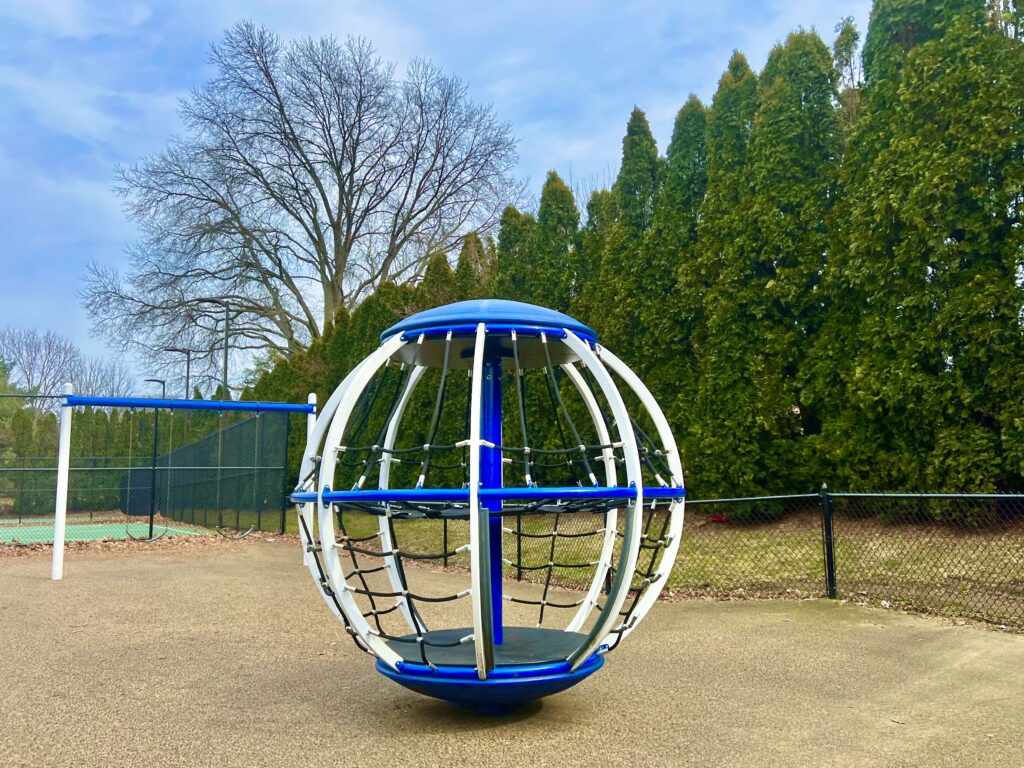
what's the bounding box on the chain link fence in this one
[0,394,59,541]
[485,496,824,599]
[829,493,1024,628]
[413,489,1024,631]
[123,412,291,536]
[1,400,293,544]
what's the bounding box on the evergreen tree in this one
[652,97,708,258]
[570,189,620,328]
[317,306,351,397]
[833,17,863,135]
[642,96,707,408]
[493,206,538,301]
[815,7,1024,493]
[492,175,578,310]
[695,51,759,279]
[416,251,459,310]
[454,232,495,301]
[587,109,660,359]
[693,33,838,497]
[533,171,580,311]
[683,52,759,496]
[614,108,661,237]
[862,0,982,83]
[0,363,22,464]
[344,282,417,363]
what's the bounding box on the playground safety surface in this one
[2,540,1022,768]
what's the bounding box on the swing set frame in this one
[50,384,316,580]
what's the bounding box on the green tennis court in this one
[0,521,207,544]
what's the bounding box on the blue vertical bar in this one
[481,354,504,645]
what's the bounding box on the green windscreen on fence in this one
[123,411,290,532]
[0,403,292,544]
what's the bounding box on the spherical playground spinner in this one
[293,300,685,713]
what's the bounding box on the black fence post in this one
[516,510,522,581]
[819,483,837,599]
[280,413,291,535]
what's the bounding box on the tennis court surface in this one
[2,540,1022,768]
[0,520,206,544]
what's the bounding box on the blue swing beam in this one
[64,395,315,414]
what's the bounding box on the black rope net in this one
[303,332,679,666]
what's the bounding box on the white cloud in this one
[0,65,117,143]
[174,0,423,63]
[0,60,184,155]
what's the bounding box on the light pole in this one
[144,378,166,540]
[200,299,231,398]
[163,347,192,399]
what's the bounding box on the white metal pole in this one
[306,392,316,448]
[52,382,74,581]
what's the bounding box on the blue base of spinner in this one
[376,622,605,714]
[376,653,605,715]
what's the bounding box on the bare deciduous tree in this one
[83,22,521,385]
[74,357,136,399]
[0,328,80,396]
[0,327,135,403]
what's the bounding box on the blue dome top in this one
[381,299,597,343]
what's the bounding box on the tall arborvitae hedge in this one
[493,174,579,311]
[582,109,661,361]
[493,206,538,301]
[703,29,839,496]
[813,2,1024,493]
[534,172,580,312]
[240,1,1024,498]
[649,96,706,427]
[683,52,760,495]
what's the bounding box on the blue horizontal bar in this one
[290,485,685,505]
[66,395,315,414]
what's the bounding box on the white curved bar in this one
[560,331,643,670]
[597,345,686,638]
[318,334,409,669]
[561,362,618,633]
[466,323,492,678]
[296,344,384,488]
[296,358,378,635]
[378,365,427,632]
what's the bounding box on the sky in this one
[0,0,872,375]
